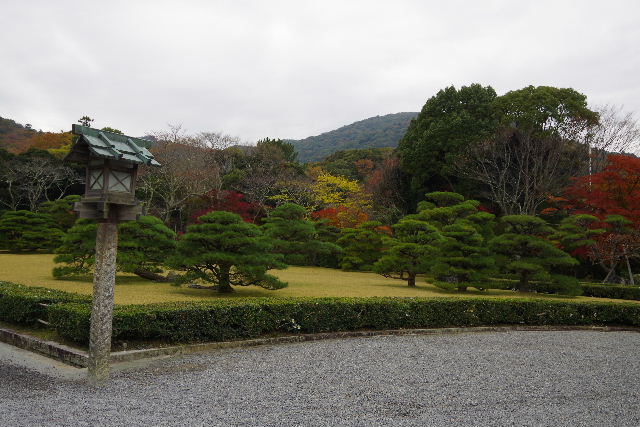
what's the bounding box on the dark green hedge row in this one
[535,281,640,301]
[48,297,640,344]
[581,283,640,301]
[0,281,90,324]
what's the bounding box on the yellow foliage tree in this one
[313,172,370,208]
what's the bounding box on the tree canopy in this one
[489,215,580,294]
[53,216,176,280]
[262,203,341,266]
[169,211,287,292]
[373,218,443,287]
[0,210,63,252]
[397,84,497,198]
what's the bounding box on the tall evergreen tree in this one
[397,84,497,201]
[169,211,287,293]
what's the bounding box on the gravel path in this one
[1,330,639,426]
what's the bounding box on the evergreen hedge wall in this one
[581,283,640,301]
[48,297,640,344]
[2,282,638,346]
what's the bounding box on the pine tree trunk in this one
[407,273,416,287]
[218,266,234,293]
[518,271,530,292]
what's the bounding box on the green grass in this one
[1,253,637,305]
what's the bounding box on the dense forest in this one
[288,112,417,162]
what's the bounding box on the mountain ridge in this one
[288,112,418,162]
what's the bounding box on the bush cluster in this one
[47,297,640,344]
[0,281,90,324]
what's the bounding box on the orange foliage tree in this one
[560,154,640,283]
[311,206,369,229]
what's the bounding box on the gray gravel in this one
[1,331,639,426]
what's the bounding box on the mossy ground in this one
[0,253,635,305]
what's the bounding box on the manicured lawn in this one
[0,253,635,305]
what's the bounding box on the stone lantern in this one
[64,124,160,384]
[66,124,160,221]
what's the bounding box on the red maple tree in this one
[564,154,640,225]
[189,190,261,224]
[561,154,640,283]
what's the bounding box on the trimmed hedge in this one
[581,283,640,301]
[3,280,639,346]
[535,281,640,301]
[0,281,90,324]
[48,297,640,344]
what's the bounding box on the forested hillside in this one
[0,116,37,152]
[289,112,417,163]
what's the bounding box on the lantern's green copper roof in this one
[66,124,161,167]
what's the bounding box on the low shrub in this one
[0,281,90,324]
[48,297,640,344]
[581,283,640,301]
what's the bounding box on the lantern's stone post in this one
[87,220,119,385]
[65,125,160,384]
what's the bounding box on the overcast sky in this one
[1,0,639,142]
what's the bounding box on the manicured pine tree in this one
[373,218,443,287]
[0,210,64,252]
[169,211,287,293]
[312,218,343,268]
[53,216,176,280]
[337,221,387,271]
[38,195,81,231]
[261,203,341,266]
[489,215,580,294]
[413,192,496,291]
[53,219,97,278]
[550,214,605,254]
[118,215,177,281]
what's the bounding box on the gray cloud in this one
[1,0,638,141]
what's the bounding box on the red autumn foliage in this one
[189,190,261,224]
[564,154,640,225]
[312,206,369,229]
